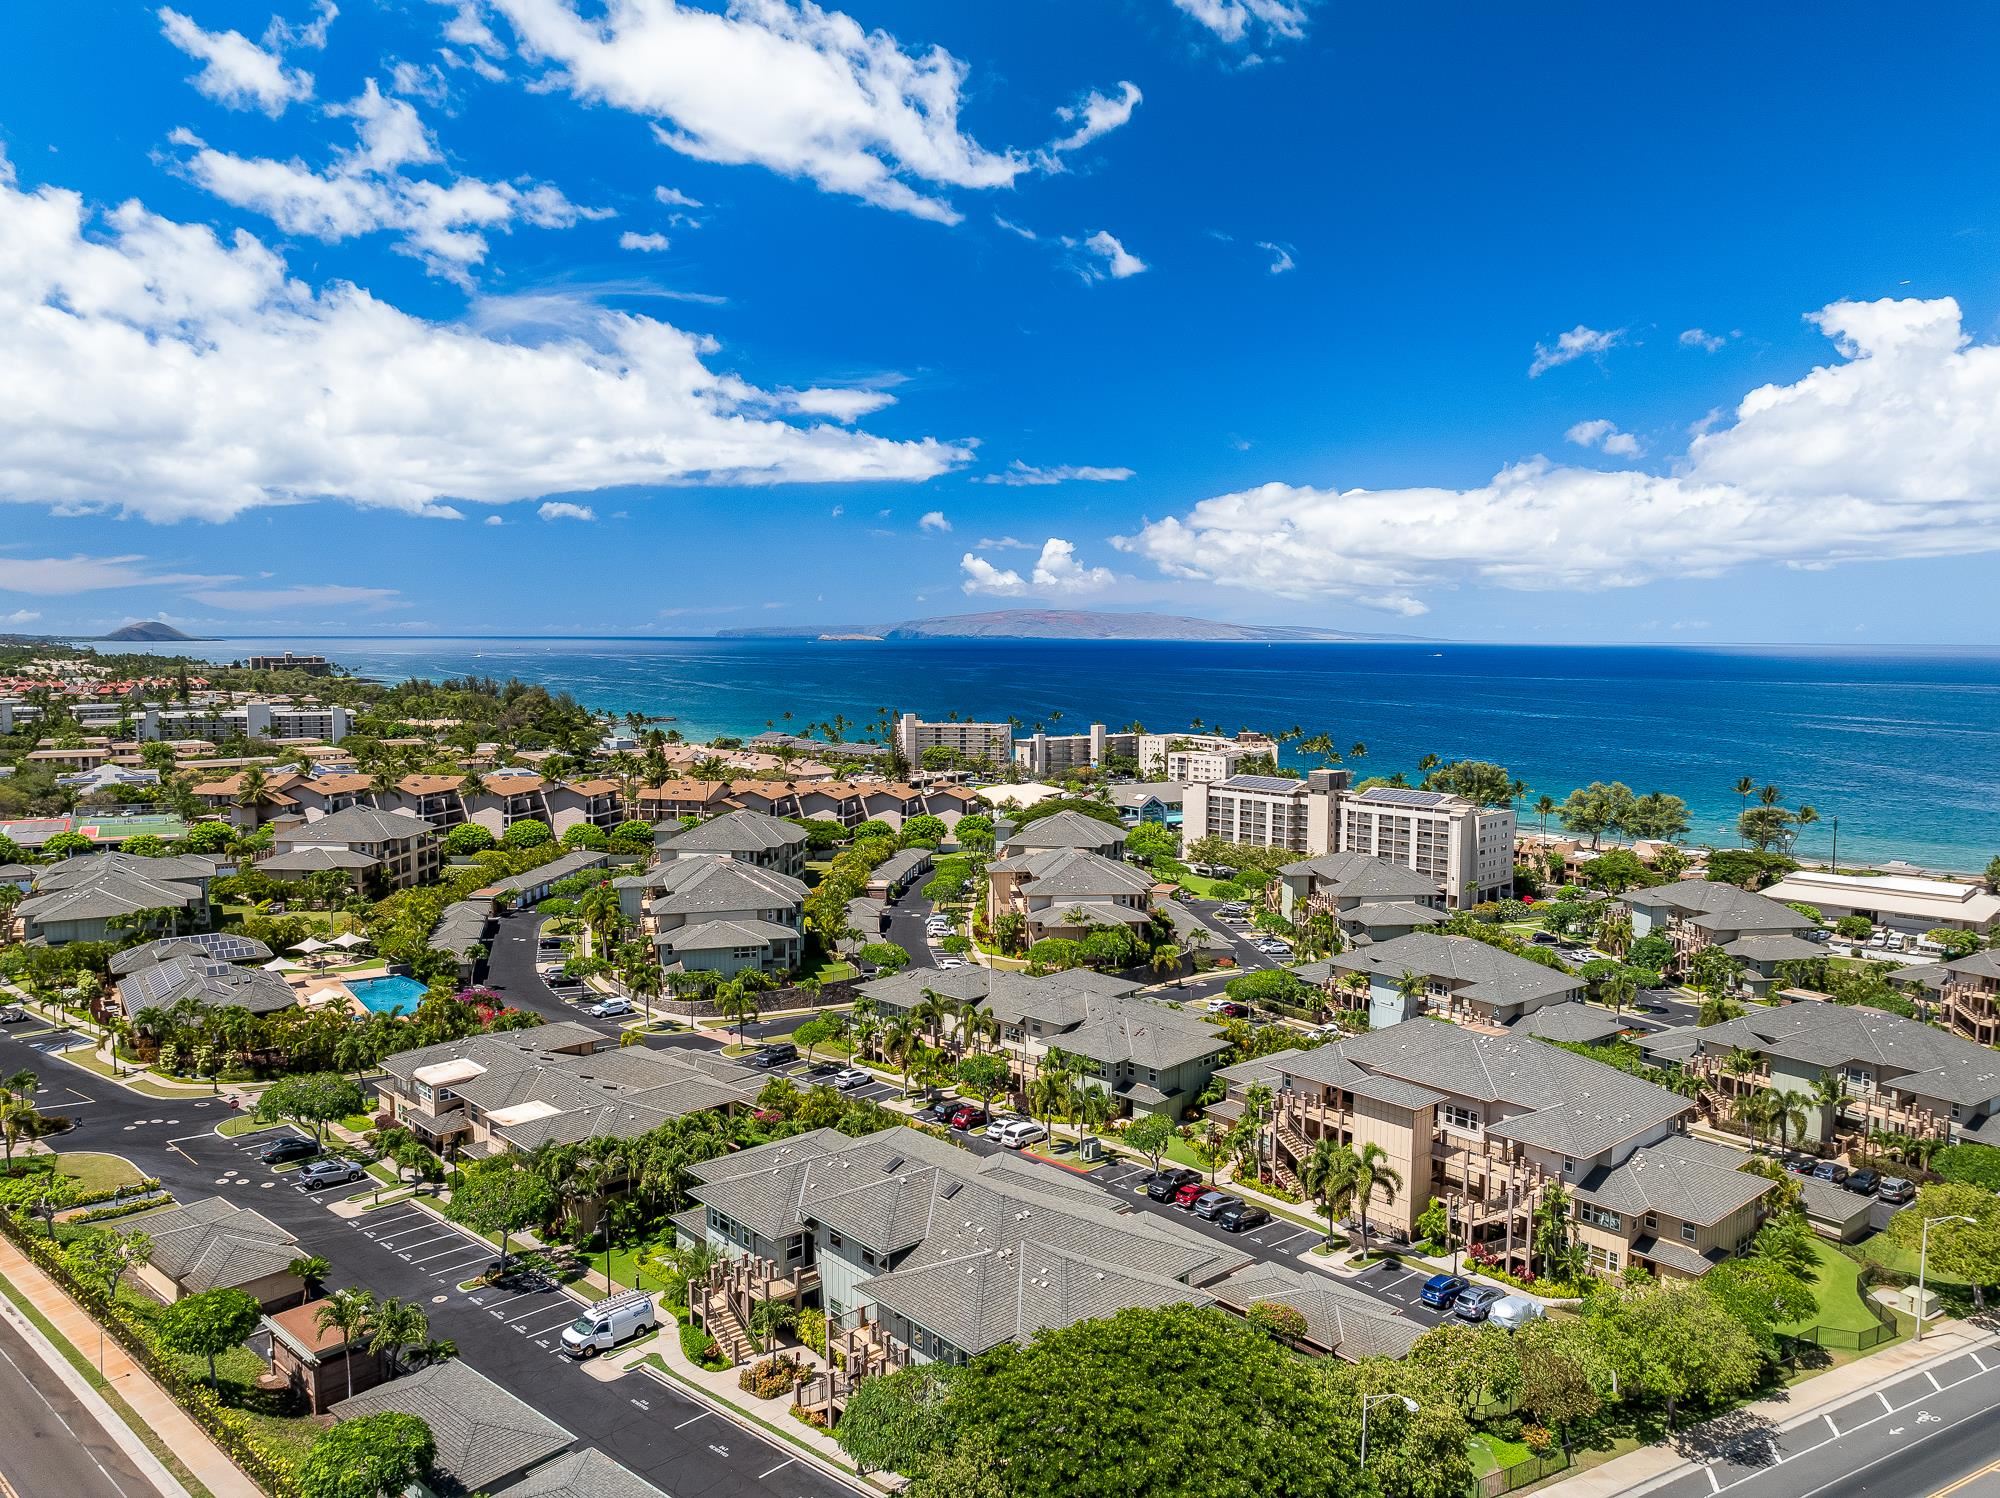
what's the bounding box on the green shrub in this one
[1932,1144,2000,1191]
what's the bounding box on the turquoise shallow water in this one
[347,974,428,1015]
[92,637,2000,873]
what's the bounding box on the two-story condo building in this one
[15,852,217,944]
[1621,880,1819,979]
[654,809,808,880]
[985,846,1158,943]
[261,805,441,892]
[1301,932,1583,1030]
[859,967,1228,1120]
[626,857,808,978]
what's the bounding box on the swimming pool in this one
[346,975,428,1016]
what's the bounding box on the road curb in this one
[631,1357,878,1496]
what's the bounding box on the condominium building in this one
[1183,774,1321,853]
[623,856,808,978]
[243,653,332,676]
[1012,723,1139,778]
[375,1022,761,1159]
[1136,732,1275,783]
[1621,880,1818,976]
[998,808,1128,859]
[15,852,218,945]
[1302,931,1583,1029]
[1331,785,1515,908]
[860,966,1229,1120]
[1252,1017,1757,1279]
[986,845,1158,943]
[1934,950,2000,1047]
[1182,773,1513,908]
[261,805,441,892]
[893,713,1013,770]
[654,808,808,879]
[1275,850,1442,925]
[1638,999,2000,1147]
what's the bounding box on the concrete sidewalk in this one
[0,1234,261,1498]
[1538,1318,2000,1498]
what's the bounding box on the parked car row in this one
[1418,1274,1543,1328]
[1783,1158,1914,1201]
[1137,1169,1272,1232]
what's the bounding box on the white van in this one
[992,1119,1049,1150]
[561,1290,658,1358]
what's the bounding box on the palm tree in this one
[1722,1047,1764,1090]
[1351,1141,1403,1256]
[715,980,760,1050]
[370,1298,430,1378]
[911,989,951,1049]
[1809,1070,1847,1144]
[1394,969,1428,1016]
[1733,1089,1777,1151]
[1240,1081,1275,1184]
[1029,1050,1076,1145]
[1768,1091,1809,1155]
[314,1288,378,1399]
[880,1020,920,1099]
[1299,1138,1359,1248]
[1534,794,1557,843]
[1150,945,1185,987]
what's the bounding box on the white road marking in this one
[674,1412,709,1430]
[1824,1414,1839,1438]
[1926,1370,1943,1391]
[758,1458,796,1479]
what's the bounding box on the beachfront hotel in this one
[892,712,1013,770]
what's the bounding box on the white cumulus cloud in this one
[919,510,951,533]
[1564,418,1641,457]
[976,461,1135,486]
[1069,229,1146,281]
[961,537,1114,596]
[0,153,966,524]
[485,0,1038,223]
[1119,296,2000,613]
[1170,0,1308,43]
[172,80,609,281]
[620,231,670,252]
[1680,327,1733,352]
[1529,324,1624,378]
[0,610,41,625]
[538,501,596,521]
[157,3,333,116]
[1044,81,1142,159]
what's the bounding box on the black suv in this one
[1145,1168,1201,1202]
[748,1043,799,1069]
[258,1136,319,1165]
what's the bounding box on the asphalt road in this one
[0,1311,162,1498]
[1643,1342,2000,1498]
[883,890,936,970]
[0,1029,858,1498]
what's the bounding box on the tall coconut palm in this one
[1351,1141,1403,1256]
[1534,794,1557,842]
[1300,1138,1359,1247]
[1768,1091,1809,1155]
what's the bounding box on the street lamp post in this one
[1360,1393,1419,1470]
[1917,1213,1975,1339]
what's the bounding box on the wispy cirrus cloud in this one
[977,461,1135,486]
[1529,324,1624,377]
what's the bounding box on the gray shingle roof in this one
[494,1450,670,1498]
[260,846,379,873]
[110,932,272,975]
[1630,1234,1722,1276]
[1283,1017,1692,1160]
[644,856,806,916]
[119,956,298,1018]
[286,803,434,845]
[1685,1002,2000,1107]
[1327,932,1583,1011]
[1624,879,1816,936]
[992,846,1155,898]
[1277,852,1440,903]
[1512,1002,1629,1044]
[658,917,800,952]
[657,809,806,856]
[1572,1135,1776,1226]
[1000,809,1128,854]
[332,1360,572,1493]
[1721,934,1827,963]
[1209,1262,1424,1360]
[132,1197,299,1293]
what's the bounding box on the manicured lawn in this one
[1467,1431,1533,1477]
[807,960,858,982]
[338,1112,376,1132]
[1162,1136,1209,1171]
[53,1152,147,1195]
[1782,1238,1881,1335]
[217,1115,283,1139]
[1175,873,1236,898]
[598,1236,675,1292]
[1846,1232,1973,1294]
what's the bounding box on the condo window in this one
[1443,1103,1481,1133]
[1680,1222,1697,1244]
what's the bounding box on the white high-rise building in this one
[893,713,1013,771]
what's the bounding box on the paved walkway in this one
[1540,1319,2000,1498]
[0,1234,261,1498]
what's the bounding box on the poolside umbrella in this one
[328,931,369,950]
[291,937,330,954]
[303,987,350,1008]
[262,957,303,972]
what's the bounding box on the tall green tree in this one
[296,1412,436,1498]
[155,1287,262,1388]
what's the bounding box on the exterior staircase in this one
[697,1291,754,1365]
[1271,1117,1311,1193]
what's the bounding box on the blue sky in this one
[5,1,2000,643]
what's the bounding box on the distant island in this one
[717,608,1423,643]
[99,621,206,642]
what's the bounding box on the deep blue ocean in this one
[90,637,2000,873]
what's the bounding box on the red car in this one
[1173,1180,1207,1209]
[949,1104,988,1131]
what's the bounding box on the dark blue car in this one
[1419,1273,1470,1309]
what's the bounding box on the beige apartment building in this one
[1182,770,1514,908]
[1228,1018,1775,1279]
[893,713,1013,770]
[1136,731,1275,783]
[1013,723,1139,778]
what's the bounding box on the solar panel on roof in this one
[1358,787,1450,807]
